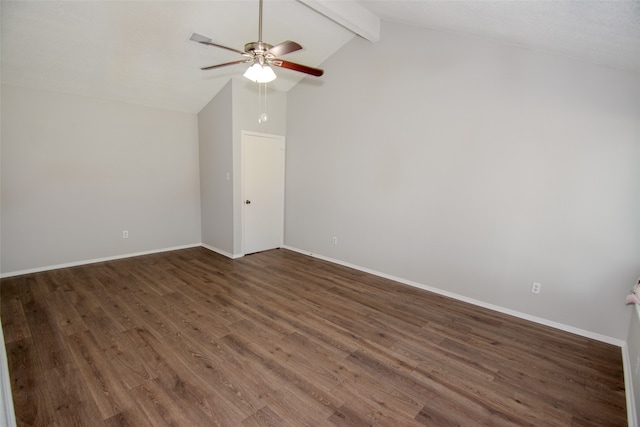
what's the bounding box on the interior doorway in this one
[241,131,285,255]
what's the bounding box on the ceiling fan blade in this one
[190,33,246,56]
[271,59,324,77]
[266,41,303,57]
[201,60,249,71]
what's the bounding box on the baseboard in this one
[201,244,244,259]
[0,324,16,427]
[285,247,634,423]
[623,341,638,427]
[0,243,202,278]
[282,245,625,347]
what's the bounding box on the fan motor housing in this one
[245,41,273,54]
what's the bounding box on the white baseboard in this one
[201,244,244,259]
[0,324,17,427]
[0,243,202,278]
[623,341,638,427]
[282,245,625,347]
[284,247,637,424]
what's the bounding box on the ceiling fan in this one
[190,0,324,83]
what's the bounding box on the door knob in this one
[245,200,251,204]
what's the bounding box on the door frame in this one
[240,130,286,256]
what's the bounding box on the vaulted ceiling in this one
[2,1,639,114]
[364,1,640,74]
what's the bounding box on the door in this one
[242,132,285,255]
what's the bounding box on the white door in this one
[242,132,285,255]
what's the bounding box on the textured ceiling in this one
[359,0,640,74]
[2,1,639,114]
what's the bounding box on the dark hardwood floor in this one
[1,247,626,426]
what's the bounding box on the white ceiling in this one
[2,1,639,114]
[1,0,355,113]
[360,1,640,74]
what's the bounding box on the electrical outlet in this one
[332,236,338,245]
[531,282,541,294]
[122,230,129,239]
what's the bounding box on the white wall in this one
[1,85,202,274]
[285,22,640,340]
[199,80,234,256]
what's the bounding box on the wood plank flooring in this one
[1,247,626,426]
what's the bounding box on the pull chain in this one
[258,83,268,123]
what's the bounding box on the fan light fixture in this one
[193,0,324,81]
[244,63,276,83]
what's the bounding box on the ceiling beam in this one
[298,0,381,42]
